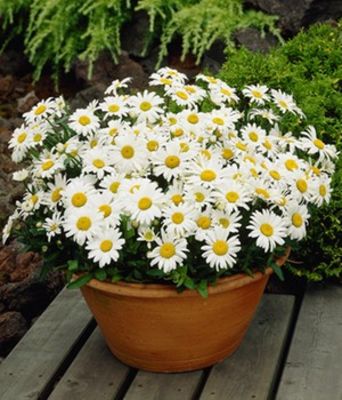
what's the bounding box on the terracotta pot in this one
[80,248,290,372]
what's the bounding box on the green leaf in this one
[269,260,284,281]
[197,280,208,298]
[184,277,196,290]
[67,273,93,289]
[94,269,107,281]
[111,273,123,283]
[67,259,79,272]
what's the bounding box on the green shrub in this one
[0,0,281,81]
[219,21,342,281]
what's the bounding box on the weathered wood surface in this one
[276,284,342,400]
[0,288,92,400]
[124,369,204,400]
[49,328,130,400]
[199,295,295,400]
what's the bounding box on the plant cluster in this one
[0,0,281,81]
[219,21,342,281]
[2,68,337,295]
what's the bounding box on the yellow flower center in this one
[160,78,172,85]
[179,142,189,152]
[121,145,135,159]
[311,166,321,176]
[220,88,232,96]
[212,117,224,126]
[263,139,272,150]
[129,184,140,194]
[319,184,327,197]
[292,213,303,228]
[140,101,152,111]
[278,100,288,109]
[285,159,298,171]
[236,142,247,151]
[110,182,120,193]
[42,160,54,171]
[201,149,211,159]
[159,243,176,259]
[144,231,154,241]
[51,188,62,203]
[34,104,47,115]
[176,91,188,100]
[109,128,118,137]
[195,192,205,202]
[138,197,152,210]
[255,188,270,199]
[219,218,230,229]
[92,159,105,169]
[212,240,229,256]
[222,148,234,160]
[248,132,259,142]
[207,76,217,84]
[313,138,325,149]
[76,216,92,231]
[71,192,87,207]
[251,90,263,99]
[260,223,274,237]
[187,114,199,124]
[108,104,120,113]
[100,240,113,252]
[225,191,239,203]
[185,85,196,94]
[165,155,180,169]
[172,128,184,138]
[171,194,183,206]
[147,140,159,152]
[296,179,308,193]
[31,194,39,205]
[200,169,216,182]
[17,133,27,143]
[197,216,211,229]
[168,117,177,125]
[90,139,98,148]
[171,212,184,224]
[33,133,42,142]
[269,170,281,180]
[99,204,112,218]
[79,115,91,126]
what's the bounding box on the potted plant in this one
[3,68,337,372]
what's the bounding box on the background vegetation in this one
[220,22,342,281]
[0,0,281,80]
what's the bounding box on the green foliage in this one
[219,21,342,281]
[0,0,281,81]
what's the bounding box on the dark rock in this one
[0,50,31,76]
[74,51,148,90]
[121,11,150,58]
[17,91,39,114]
[202,40,227,74]
[246,0,342,35]
[0,303,5,313]
[0,243,64,319]
[69,85,107,110]
[0,311,27,355]
[0,75,15,98]
[234,28,278,53]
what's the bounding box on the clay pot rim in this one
[84,247,290,299]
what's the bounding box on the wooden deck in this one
[0,284,341,400]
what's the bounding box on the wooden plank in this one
[276,284,342,400]
[199,294,295,400]
[48,328,130,400]
[124,369,204,400]
[0,288,93,400]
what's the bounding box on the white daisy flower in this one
[137,226,156,249]
[208,108,241,133]
[184,184,214,208]
[212,209,242,233]
[215,180,251,213]
[179,109,207,135]
[186,156,227,189]
[2,210,19,244]
[43,212,64,241]
[124,181,165,225]
[311,176,332,207]
[111,134,148,174]
[284,203,310,240]
[63,177,97,209]
[210,83,239,105]
[99,95,128,119]
[195,208,215,241]
[34,152,65,178]
[13,169,29,182]
[201,227,241,270]
[86,228,125,268]
[100,119,130,143]
[129,90,164,123]
[249,108,279,124]
[24,98,56,122]
[82,147,114,179]
[91,191,121,227]
[9,125,31,162]
[99,172,125,196]
[43,174,67,208]
[148,230,188,273]
[166,180,185,206]
[162,203,197,237]
[300,126,338,161]
[64,207,103,245]
[69,108,100,136]
[242,84,270,105]
[247,210,287,252]
[153,141,188,181]
[271,89,300,115]
[166,85,198,108]
[240,123,266,147]
[105,77,131,95]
